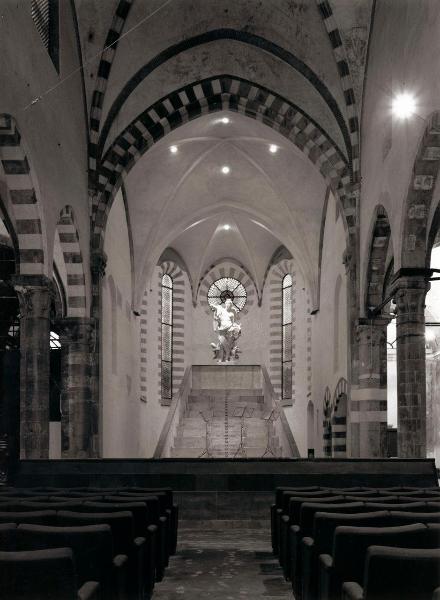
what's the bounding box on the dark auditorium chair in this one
[0,547,100,600]
[16,524,129,600]
[19,500,87,512]
[276,494,342,558]
[390,510,440,525]
[83,501,159,592]
[342,546,440,600]
[0,523,17,549]
[120,489,178,546]
[50,494,104,501]
[343,495,396,502]
[301,511,391,600]
[271,488,328,554]
[0,510,57,525]
[57,510,145,600]
[364,501,432,511]
[319,523,439,600]
[116,492,175,558]
[102,496,167,580]
[285,501,365,583]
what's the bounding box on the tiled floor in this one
[153,528,292,599]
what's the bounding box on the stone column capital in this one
[11,275,53,319]
[90,250,107,281]
[55,316,97,347]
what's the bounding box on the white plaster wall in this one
[282,271,312,458]
[360,0,440,305]
[311,193,348,456]
[102,192,141,457]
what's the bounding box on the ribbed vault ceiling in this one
[123,110,327,307]
[72,0,375,306]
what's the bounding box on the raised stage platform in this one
[13,458,438,522]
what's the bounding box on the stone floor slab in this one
[153,528,292,599]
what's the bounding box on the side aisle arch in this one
[331,377,347,458]
[56,206,87,317]
[0,114,47,276]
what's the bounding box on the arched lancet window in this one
[161,274,173,401]
[282,274,293,401]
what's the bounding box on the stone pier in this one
[13,275,51,459]
[393,274,429,458]
[351,319,388,457]
[57,317,97,458]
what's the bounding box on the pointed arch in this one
[158,260,186,403]
[332,377,348,458]
[401,111,440,269]
[56,206,87,317]
[91,75,351,254]
[323,387,332,457]
[365,205,392,314]
[0,114,47,276]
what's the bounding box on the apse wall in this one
[102,191,141,457]
[311,193,348,457]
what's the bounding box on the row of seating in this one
[0,486,179,600]
[270,486,440,600]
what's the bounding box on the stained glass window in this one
[161,274,173,401]
[207,277,247,311]
[282,274,293,400]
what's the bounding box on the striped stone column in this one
[12,275,51,459]
[351,319,388,457]
[57,317,97,458]
[393,275,429,458]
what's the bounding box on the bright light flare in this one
[170,145,178,154]
[269,144,278,153]
[392,92,417,119]
[221,165,230,175]
[222,224,231,231]
[425,328,436,342]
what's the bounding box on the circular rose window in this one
[208,277,247,312]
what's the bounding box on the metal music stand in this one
[233,405,254,458]
[261,408,280,458]
[198,410,214,458]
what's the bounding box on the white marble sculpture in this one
[211,299,241,362]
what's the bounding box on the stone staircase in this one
[171,389,280,458]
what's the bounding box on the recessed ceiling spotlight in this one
[170,145,178,154]
[221,165,230,175]
[269,144,278,153]
[223,224,231,231]
[221,117,230,124]
[392,92,416,119]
